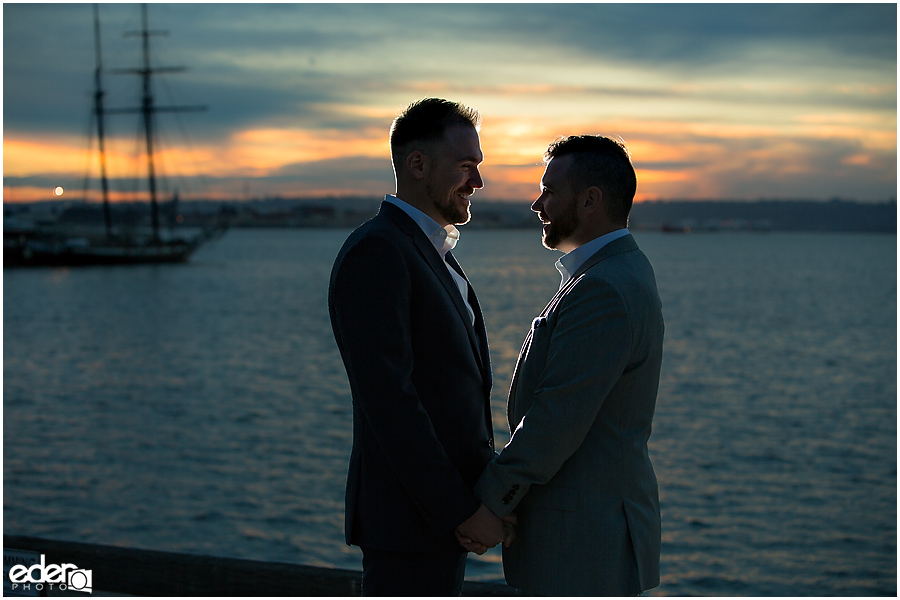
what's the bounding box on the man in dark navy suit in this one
[328,98,511,596]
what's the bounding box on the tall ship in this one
[4,4,227,268]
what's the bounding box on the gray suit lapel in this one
[541,234,638,318]
[507,328,532,414]
[508,234,638,406]
[570,234,637,280]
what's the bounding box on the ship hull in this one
[4,234,209,268]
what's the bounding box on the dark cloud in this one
[657,131,898,200]
[6,3,895,136]
[467,4,896,69]
[4,3,895,202]
[636,160,707,172]
[4,4,100,134]
[4,155,395,201]
[270,155,393,187]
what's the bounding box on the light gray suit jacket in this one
[475,234,664,596]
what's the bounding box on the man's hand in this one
[455,504,512,554]
[455,529,488,555]
[502,513,517,547]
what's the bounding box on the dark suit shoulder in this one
[334,226,409,284]
[340,202,418,249]
[331,212,427,305]
[337,208,405,254]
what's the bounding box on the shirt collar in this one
[555,228,630,288]
[385,194,459,257]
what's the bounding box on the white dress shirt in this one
[384,194,476,325]
[555,228,631,289]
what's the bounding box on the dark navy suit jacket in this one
[328,201,494,553]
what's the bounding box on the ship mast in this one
[92,4,112,238]
[107,3,205,242]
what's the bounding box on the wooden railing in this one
[3,535,514,596]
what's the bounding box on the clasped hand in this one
[454,503,517,555]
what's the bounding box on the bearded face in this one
[539,193,580,250]
[532,155,582,252]
[422,125,484,226]
[426,177,473,226]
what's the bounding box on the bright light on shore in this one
[54,186,64,196]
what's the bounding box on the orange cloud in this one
[221,127,385,177]
[4,185,64,203]
[4,135,88,176]
[4,134,220,179]
[842,154,872,167]
[5,95,895,205]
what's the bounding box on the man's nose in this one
[531,197,542,213]
[470,168,484,189]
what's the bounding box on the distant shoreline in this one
[5,197,897,234]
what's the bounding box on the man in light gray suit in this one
[463,135,664,595]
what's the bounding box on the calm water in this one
[4,228,896,596]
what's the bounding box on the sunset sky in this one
[3,2,897,204]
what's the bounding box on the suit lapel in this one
[446,252,492,387]
[508,234,638,406]
[507,328,532,412]
[540,234,638,319]
[570,234,637,281]
[381,202,489,377]
[381,202,468,322]
[412,233,479,347]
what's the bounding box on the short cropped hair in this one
[544,135,637,226]
[390,98,481,170]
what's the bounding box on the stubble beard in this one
[427,180,472,226]
[541,201,579,250]
[442,199,471,226]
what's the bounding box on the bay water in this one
[3,228,896,595]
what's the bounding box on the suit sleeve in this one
[475,276,632,516]
[330,234,481,534]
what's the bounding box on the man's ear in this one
[582,186,603,214]
[407,151,428,180]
